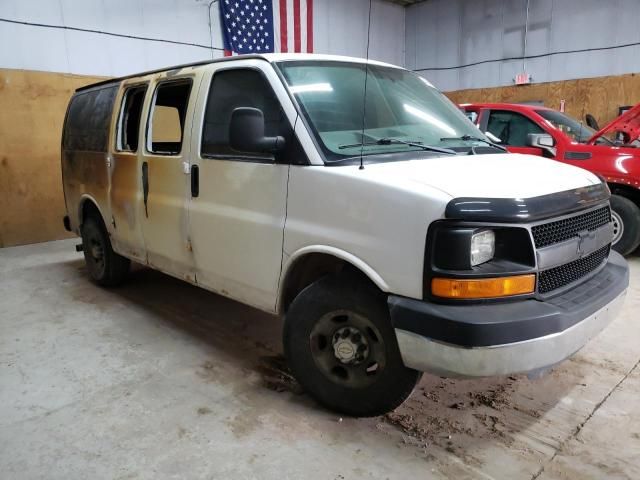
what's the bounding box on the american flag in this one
[220,0,314,56]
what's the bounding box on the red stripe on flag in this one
[279,0,288,53]
[224,49,232,57]
[306,0,313,53]
[293,0,301,53]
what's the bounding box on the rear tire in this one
[283,273,422,417]
[81,215,130,286]
[610,195,640,256]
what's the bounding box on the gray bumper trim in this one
[396,289,626,378]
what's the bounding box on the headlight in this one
[470,230,495,266]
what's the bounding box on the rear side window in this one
[147,80,192,155]
[64,84,118,152]
[201,69,285,158]
[117,85,147,152]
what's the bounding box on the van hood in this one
[358,153,601,199]
[588,103,640,144]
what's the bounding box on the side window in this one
[487,110,544,147]
[64,85,118,152]
[117,85,147,152]
[201,69,286,159]
[147,80,192,155]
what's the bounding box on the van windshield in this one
[276,61,488,163]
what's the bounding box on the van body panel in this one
[283,164,453,301]
[187,60,294,312]
[137,73,202,280]
[61,84,119,234]
[108,78,149,262]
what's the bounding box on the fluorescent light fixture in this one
[403,104,457,136]
[289,83,333,94]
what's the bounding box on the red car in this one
[463,103,640,255]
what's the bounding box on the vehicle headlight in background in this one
[470,230,495,266]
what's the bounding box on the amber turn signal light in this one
[431,275,536,299]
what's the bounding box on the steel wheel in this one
[309,310,386,388]
[611,209,624,246]
[80,215,130,286]
[284,273,423,416]
[84,224,107,278]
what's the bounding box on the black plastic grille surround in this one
[532,206,611,248]
[538,245,610,294]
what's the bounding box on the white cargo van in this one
[62,54,628,416]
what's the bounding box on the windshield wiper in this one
[440,134,507,152]
[338,137,457,155]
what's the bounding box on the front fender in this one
[277,245,391,313]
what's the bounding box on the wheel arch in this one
[607,181,640,206]
[78,194,108,228]
[277,246,390,315]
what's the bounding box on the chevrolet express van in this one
[62,54,628,416]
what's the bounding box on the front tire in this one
[81,216,130,286]
[283,273,422,417]
[610,195,640,256]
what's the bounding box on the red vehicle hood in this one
[588,103,640,144]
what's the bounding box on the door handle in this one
[191,165,199,198]
[142,161,149,217]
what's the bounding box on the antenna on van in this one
[358,0,373,171]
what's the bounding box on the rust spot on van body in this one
[110,153,140,228]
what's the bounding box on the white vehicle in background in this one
[61,54,628,416]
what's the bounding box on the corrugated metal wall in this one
[314,0,405,65]
[0,0,404,77]
[406,0,640,91]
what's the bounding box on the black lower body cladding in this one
[389,251,628,349]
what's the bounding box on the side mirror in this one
[527,133,555,148]
[527,133,556,156]
[229,107,285,154]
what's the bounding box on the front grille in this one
[532,206,611,248]
[538,245,610,294]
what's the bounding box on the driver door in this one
[188,64,296,312]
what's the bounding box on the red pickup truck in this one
[462,103,640,255]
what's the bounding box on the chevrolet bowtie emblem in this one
[577,230,596,258]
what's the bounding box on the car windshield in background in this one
[536,109,606,144]
[276,61,489,162]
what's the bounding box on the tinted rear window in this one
[64,84,118,152]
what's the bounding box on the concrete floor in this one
[1,239,639,480]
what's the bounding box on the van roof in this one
[75,53,403,93]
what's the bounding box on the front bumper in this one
[389,251,629,377]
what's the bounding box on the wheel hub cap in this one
[309,310,385,387]
[91,245,103,260]
[332,327,368,365]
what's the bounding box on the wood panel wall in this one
[1,69,639,247]
[445,73,640,128]
[0,69,104,247]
